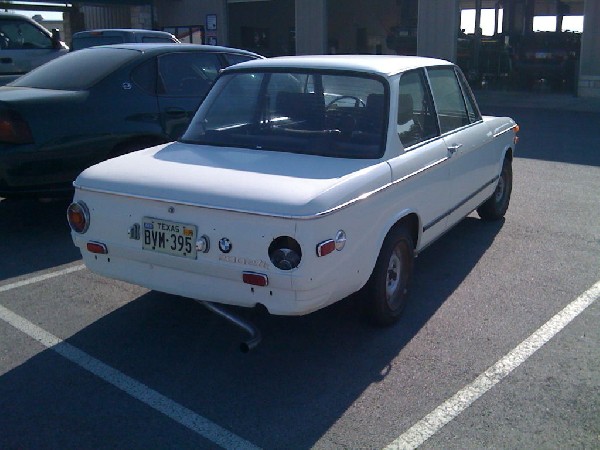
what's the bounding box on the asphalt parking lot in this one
[1,91,599,449]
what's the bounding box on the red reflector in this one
[86,242,108,254]
[242,272,268,287]
[316,239,335,257]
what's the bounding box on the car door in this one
[386,68,451,249]
[156,51,222,140]
[426,65,497,227]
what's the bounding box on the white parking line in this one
[0,267,261,450]
[384,279,600,450]
[0,264,86,293]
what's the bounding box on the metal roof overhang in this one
[0,0,152,9]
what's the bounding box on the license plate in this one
[142,217,197,259]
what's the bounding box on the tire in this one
[477,157,512,221]
[365,226,414,326]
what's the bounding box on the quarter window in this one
[131,58,157,94]
[397,69,439,148]
[223,53,258,66]
[456,68,482,122]
[158,52,221,97]
[427,67,470,134]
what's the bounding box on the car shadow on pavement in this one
[0,216,504,449]
[0,197,80,282]
[478,106,600,168]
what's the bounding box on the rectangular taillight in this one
[316,239,335,257]
[242,272,268,287]
[0,110,33,144]
[87,242,108,254]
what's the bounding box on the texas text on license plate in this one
[142,217,197,259]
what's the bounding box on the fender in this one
[370,207,421,267]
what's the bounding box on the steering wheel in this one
[326,95,366,109]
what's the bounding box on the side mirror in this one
[51,28,62,49]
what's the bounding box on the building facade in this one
[31,0,600,97]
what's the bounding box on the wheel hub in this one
[386,252,402,300]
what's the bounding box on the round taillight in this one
[67,201,90,234]
[268,236,302,271]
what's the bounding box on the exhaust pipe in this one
[198,301,262,352]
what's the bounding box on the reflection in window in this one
[183,71,387,159]
[427,67,470,134]
[456,68,481,123]
[158,52,220,97]
[10,47,138,90]
[0,20,52,50]
[397,69,439,148]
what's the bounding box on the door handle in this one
[447,143,463,155]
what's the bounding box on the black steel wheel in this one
[365,226,414,326]
[477,157,512,221]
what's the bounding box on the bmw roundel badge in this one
[218,238,232,253]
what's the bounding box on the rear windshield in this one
[182,70,388,159]
[71,35,125,50]
[9,47,139,90]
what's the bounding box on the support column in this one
[578,0,600,97]
[295,0,327,55]
[417,0,459,62]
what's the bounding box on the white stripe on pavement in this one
[384,279,600,450]
[0,266,261,450]
[0,264,86,293]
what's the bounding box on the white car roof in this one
[226,54,453,77]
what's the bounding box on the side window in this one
[397,69,439,148]
[158,52,221,97]
[455,68,481,123]
[0,20,53,50]
[223,53,257,67]
[131,58,157,94]
[427,66,470,134]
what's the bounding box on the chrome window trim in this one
[400,120,483,152]
[454,66,483,122]
[423,175,499,231]
[493,126,516,138]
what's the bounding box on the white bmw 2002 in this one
[68,55,518,340]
